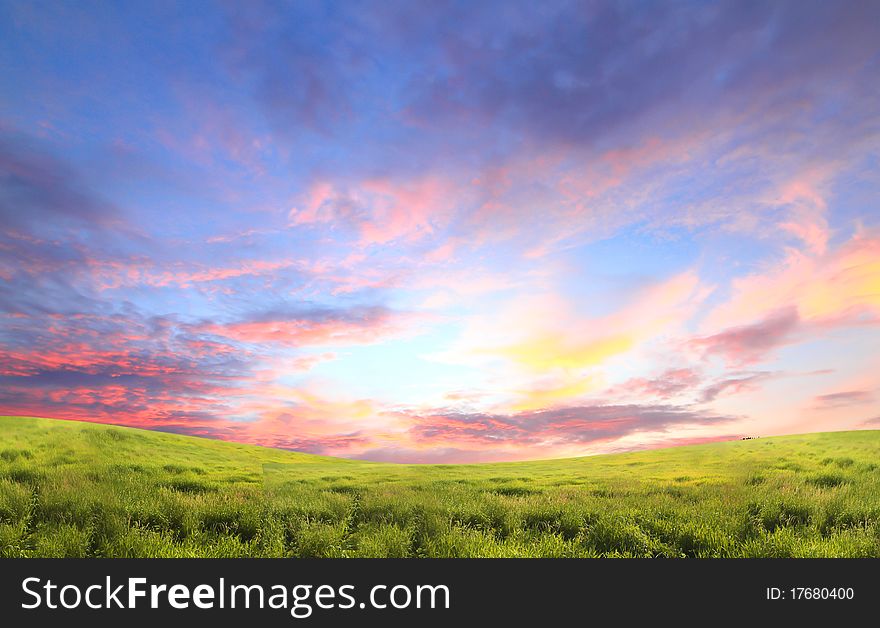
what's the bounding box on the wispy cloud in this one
[403,404,735,455]
[688,308,801,366]
[813,390,875,409]
[1,1,878,460]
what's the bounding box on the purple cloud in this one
[814,390,875,409]
[700,372,776,403]
[689,308,800,365]
[407,403,735,447]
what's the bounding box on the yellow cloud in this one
[509,377,596,412]
[291,389,375,420]
[496,333,634,371]
[705,232,880,330]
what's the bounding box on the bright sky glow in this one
[1,1,879,462]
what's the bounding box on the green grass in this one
[1,416,879,557]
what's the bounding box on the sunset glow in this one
[1,1,879,462]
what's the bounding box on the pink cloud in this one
[613,368,703,400]
[688,307,800,366]
[289,176,463,247]
[813,390,875,409]
[405,403,733,449]
[775,169,832,255]
[704,230,880,331]
[85,257,301,290]
[199,306,415,347]
[699,372,776,403]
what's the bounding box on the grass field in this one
[1,416,879,558]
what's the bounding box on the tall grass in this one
[1,416,879,557]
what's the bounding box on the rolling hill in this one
[1,416,879,557]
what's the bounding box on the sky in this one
[0,0,879,463]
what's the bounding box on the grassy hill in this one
[1,415,879,557]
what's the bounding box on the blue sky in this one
[1,1,879,461]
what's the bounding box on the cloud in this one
[407,403,734,448]
[208,0,880,264]
[399,1,880,151]
[198,304,415,347]
[612,368,703,401]
[0,292,255,428]
[496,333,634,372]
[154,423,370,456]
[0,132,142,290]
[455,271,708,372]
[218,0,380,138]
[686,230,880,369]
[289,176,460,247]
[689,308,800,366]
[90,258,302,290]
[0,132,119,231]
[2,1,879,463]
[775,168,832,255]
[353,446,521,465]
[704,232,880,332]
[600,434,744,455]
[813,390,875,409]
[426,271,713,414]
[700,372,776,403]
[287,352,337,372]
[509,378,597,413]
